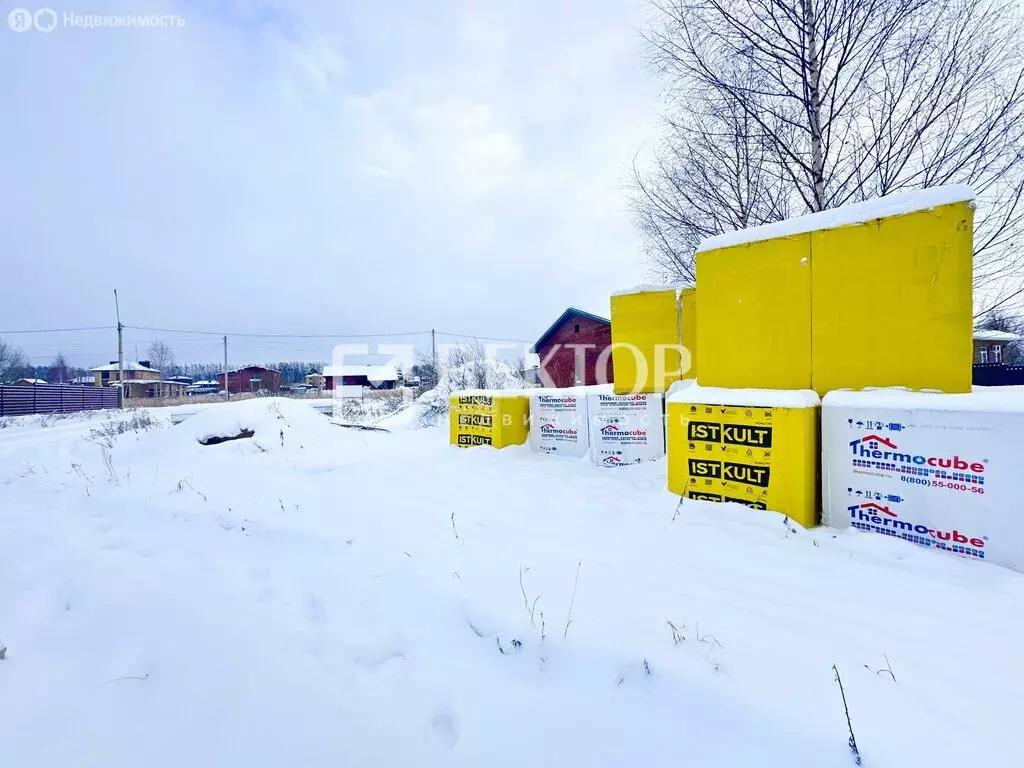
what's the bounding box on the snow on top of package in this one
[667,383,820,408]
[696,184,975,253]
[823,386,1024,413]
[610,283,684,297]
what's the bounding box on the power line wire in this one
[123,324,432,339]
[3,323,532,343]
[0,326,110,334]
[436,330,533,343]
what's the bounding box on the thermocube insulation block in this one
[587,391,665,467]
[822,388,1023,573]
[528,388,590,457]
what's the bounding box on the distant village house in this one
[218,366,283,394]
[973,329,1020,364]
[323,355,399,390]
[89,361,188,399]
[531,307,613,388]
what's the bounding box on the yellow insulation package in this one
[680,288,697,381]
[666,385,820,528]
[610,286,684,394]
[810,197,973,394]
[449,391,530,449]
[695,235,812,391]
[694,185,974,396]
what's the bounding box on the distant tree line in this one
[0,343,89,384]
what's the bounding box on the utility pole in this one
[431,328,437,388]
[114,289,124,407]
[223,335,229,402]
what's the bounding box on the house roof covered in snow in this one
[90,362,160,373]
[973,329,1021,342]
[121,380,190,387]
[15,378,48,385]
[697,184,975,253]
[323,364,399,381]
[223,366,281,375]
[324,355,399,381]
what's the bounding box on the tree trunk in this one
[802,0,825,211]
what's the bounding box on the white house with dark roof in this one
[89,361,188,399]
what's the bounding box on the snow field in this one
[1,399,1022,767]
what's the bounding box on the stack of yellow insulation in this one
[669,185,975,528]
[666,386,819,529]
[449,391,530,449]
[610,286,688,394]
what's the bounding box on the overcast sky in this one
[0,0,660,367]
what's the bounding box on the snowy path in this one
[1,401,1022,767]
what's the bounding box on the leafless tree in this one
[146,340,175,376]
[443,340,490,391]
[633,70,793,283]
[0,337,30,383]
[47,353,72,384]
[635,0,1024,309]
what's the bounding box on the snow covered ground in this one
[2,399,1023,767]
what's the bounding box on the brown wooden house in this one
[218,366,283,394]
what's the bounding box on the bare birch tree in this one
[146,340,175,377]
[634,0,1024,312]
[633,70,793,283]
[47,353,72,384]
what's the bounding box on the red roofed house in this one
[531,307,613,389]
[218,366,283,395]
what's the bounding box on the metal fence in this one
[972,363,1024,387]
[0,384,121,417]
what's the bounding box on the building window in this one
[980,347,989,363]
[574,323,580,333]
[993,344,1002,363]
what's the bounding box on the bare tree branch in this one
[0,338,31,384]
[634,0,1024,308]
